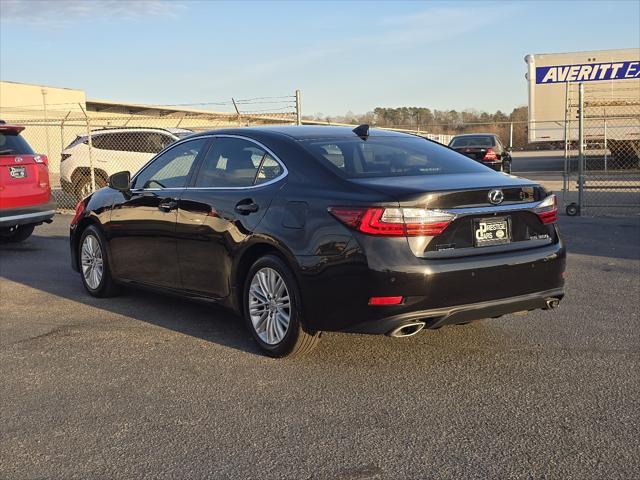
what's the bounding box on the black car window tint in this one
[301,136,489,178]
[254,154,283,185]
[0,132,35,155]
[133,138,207,189]
[194,137,264,188]
[160,134,175,150]
[139,133,165,154]
[126,132,149,153]
[90,134,108,150]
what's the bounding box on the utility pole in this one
[295,90,302,126]
[41,88,51,158]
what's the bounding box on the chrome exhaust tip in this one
[545,298,560,309]
[388,322,426,338]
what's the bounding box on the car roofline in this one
[75,127,193,138]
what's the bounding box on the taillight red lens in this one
[483,148,497,161]
[33,154,48,165]
[369,296,404,306]
[329,207,454,237]
[535,194,558,224]
[359,208,405,236]
[71,200,85,226]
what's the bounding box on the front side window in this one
[132,138,207,189]
[194,137,271,188]
[301,136,490,178]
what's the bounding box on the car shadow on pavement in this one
[0,235,265,356]
[1,232,518,362]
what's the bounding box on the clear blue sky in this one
[1,0,639,115]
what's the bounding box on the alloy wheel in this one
[81,234,103,290]
[248,267,291,345]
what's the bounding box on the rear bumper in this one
[0,201,56,227]
[344,288,565,334]
[296,235,566,333]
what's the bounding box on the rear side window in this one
[92,133,122,151]
[255,155,283,185]
[301,136,489,178]
[449,136,495,148]
[0,132,35,155]
[90,131,172,153]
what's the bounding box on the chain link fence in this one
[563,83,640,216]
[1,94,300,210]
[3,89,638,215]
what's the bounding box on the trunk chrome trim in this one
[444,200,542,216]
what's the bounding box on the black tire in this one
[78,225,119,297]
[243,254,320,358]
[502,161,512,174]
[0,224,35,243]
[566,203,579,216]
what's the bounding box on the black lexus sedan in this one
[448,133,513,173]
[70,125,565,357]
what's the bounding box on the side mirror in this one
[109,171,131,192]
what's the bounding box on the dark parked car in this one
[448,133,512,173]
[70,126,564,357]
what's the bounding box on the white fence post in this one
[78,103,96,195]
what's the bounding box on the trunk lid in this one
[451,146,490,161]
[350,173,542,208]
[0,125,51,209]
[349,173,555,258]
[0,155,51,210]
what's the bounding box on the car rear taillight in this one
[534,194,558,224]
[33,154,48,165]
[483,148,498,161]
[71,200,85,226]
[329,207,454,237]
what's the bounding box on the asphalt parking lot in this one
[1,214,639,479]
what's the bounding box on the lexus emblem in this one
[14,157,23,163]
[488,189,504,205]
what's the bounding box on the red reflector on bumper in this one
[369,296,404,306]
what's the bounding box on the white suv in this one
[60,127,193,199]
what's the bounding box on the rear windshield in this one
[300,136,489,178]
[0,132,35,155]
[449,136,495,148]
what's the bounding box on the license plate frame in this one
[473,216,511,247]
[8,166,27,179]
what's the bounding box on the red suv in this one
[0,121,55,242]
